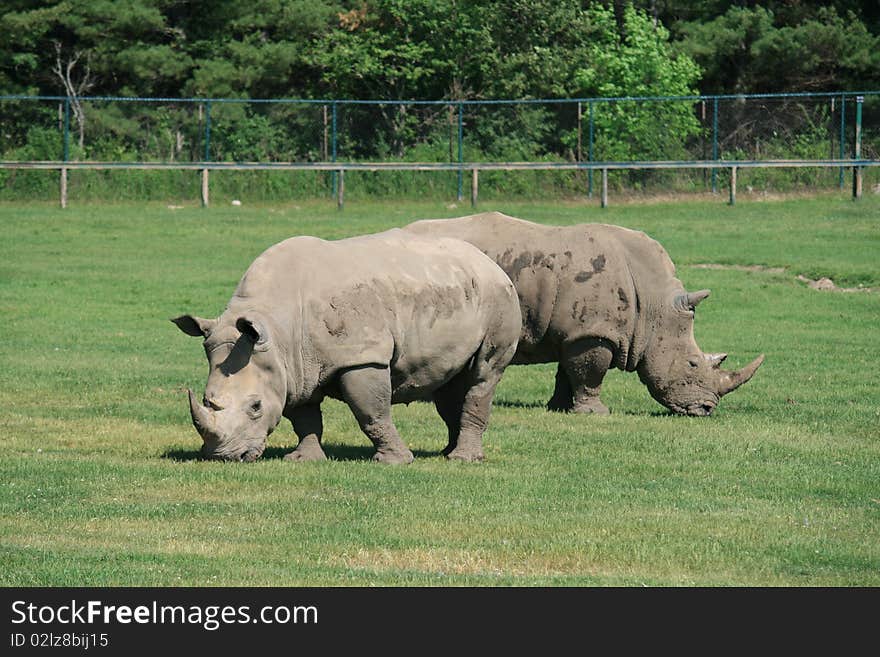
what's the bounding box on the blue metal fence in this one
[0,91,877,205]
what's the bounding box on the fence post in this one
[331,101,338,198]
[201,100,211,207]
[337,168,344,211]
[203,100,212,162]
[729,166,737,206]
[61,97,70,208]
[63,97,71,163]
[200,168,209,207]
[853,95,863,200]
[457,102,463,202]
[601,168,608,208]
[471,168,478,208]
[588,101,594,198]
[60,167,68,209]
[711,97,719,193]
[839,94,846,189]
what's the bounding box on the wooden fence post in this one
[60,167,68,209]
[729,166,737,205]
[200,169,209,207]
[471,168,478,208]
[337,169,344,210]
[601,168,608,208]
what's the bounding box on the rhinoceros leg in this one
[554,337,613,415]
[433,371,467,456]
[338,366,414,465]
[284,404,327,462]
[445,380,497,462]
[547,364,575,412]
[443,346,510,463]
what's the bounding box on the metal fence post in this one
[711,97,719,193]
[839,94,846,189]
[203,100,212,162]
[853,95,863,199]
[331,101,338,198]
[63,97,71,162]
[588,101,594,198]
[457,102,463,202]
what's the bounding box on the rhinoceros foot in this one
[445,445,485,462]
[284,436,327,462]
[546,396,610,415]
[372,447,415,465]
[546,395,574,413]
[571,399,610,416]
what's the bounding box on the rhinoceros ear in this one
[171,315,217,338]
[236,315,269,347]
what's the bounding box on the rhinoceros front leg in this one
[551,337,614,415]
[338,366,414,465]
[284,404,327,462]
[546,364,575,412]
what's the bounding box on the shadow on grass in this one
[494,398,546,410]
[496,397,669,417]
[163,444,441,462]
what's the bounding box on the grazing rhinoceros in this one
[405,212,764,416]
[172,229,520,463]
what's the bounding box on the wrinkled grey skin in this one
[405,212,764,416]
[172,229,520,463]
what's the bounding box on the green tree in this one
[573,4,702,160]
[673,5,880,93]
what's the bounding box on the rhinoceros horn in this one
[673,289,711,312]
[704,352,728,369]
[716,354,765,397]
[187,388,216,435]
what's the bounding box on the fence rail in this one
[2,158,875,209]
[1,90,877,206]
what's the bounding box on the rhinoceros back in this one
[229,229,520,403]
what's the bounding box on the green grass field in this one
[1,194,878,586]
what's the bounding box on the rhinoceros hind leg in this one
[284,404,327,462]
[560,338,613,416]
[338,366,414,465]
[444,355,509,463]
[445,381,494,462]
[433,370,469,456]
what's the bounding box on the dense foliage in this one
[1,1,877,196]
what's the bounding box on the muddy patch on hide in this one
[617,287,629,311]
[574,254,607,283]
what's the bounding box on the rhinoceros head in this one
[637,289,764,416]
[172,313,286,461]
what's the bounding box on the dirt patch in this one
[794,275,874,293]
[691,263,876,293]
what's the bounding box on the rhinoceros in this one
[405,212,764,416]
[172,229,521,463]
